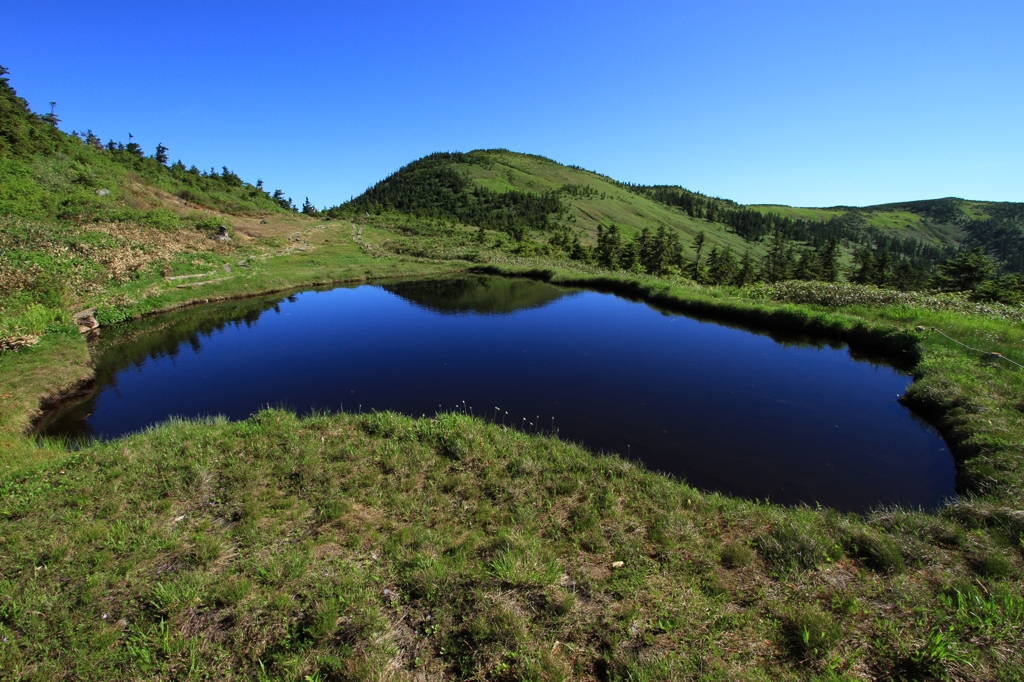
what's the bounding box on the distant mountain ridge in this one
[328,149,1024,274]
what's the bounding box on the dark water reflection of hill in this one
[381,275,575,315]
[36,275,954,512]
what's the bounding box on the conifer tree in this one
[569,236,590,262]
[692,231,706,266]
[794,248,821,281]
[640,226,670,275]
[708,246,738,284]
[595,224,623,269]
[618,240,638,272]
[891,259,925,290]
[851,247,876,284]
[761,230,795,282]
[874,248,892,286]
[41,101,60,126]
[818,239,840,282]
[932,247,996,291]
[664,230,685,273]
[125,141,144,158]
[733,251,757,286]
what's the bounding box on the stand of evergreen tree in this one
[962,205,1024,274]
[625,183,962,274]
[584,221,1021,302]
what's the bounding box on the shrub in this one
[141,208,181,231]
[186,212,231,236]
[746,280,1024,323]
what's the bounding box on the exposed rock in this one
[95,188,110,196]
[213,225,232,242]
[223,263,233,273]
[73,307,99,333]
[176,276,233,289]
[164,271,215,282]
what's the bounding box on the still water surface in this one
[38,276,955,512]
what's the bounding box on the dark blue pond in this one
[37,275,955,512]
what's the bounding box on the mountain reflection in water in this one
[36,275,954,512]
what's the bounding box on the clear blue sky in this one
[2,1,1022,209]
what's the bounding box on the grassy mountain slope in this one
[753,198,1024,252]
[335,149,1024,279]
[452,151,731,241]
[331,150,769,258]
[0,65,324,336]
[0,66,289,222]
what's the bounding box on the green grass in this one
[2,409,1022,680]
[454,150,762,255]
[0,141,286,223]
[749,205,846,223]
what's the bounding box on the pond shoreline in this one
[33,270,954,512]
[9,258,1019,510]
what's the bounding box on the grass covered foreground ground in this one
[2,239,1024,679]
[1,407,1022,681]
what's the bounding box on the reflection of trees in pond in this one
[33,291,299,441]
[37,276,577,441]
[92,293,292,380]
[382,275,576,315]
[594,288,911,371]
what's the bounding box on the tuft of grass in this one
[720,540,755,569]
[486,531,563,588]
[780,603,843,663]
[843,527,905,574]
[756,512,844,575]
[974,550,1015,579]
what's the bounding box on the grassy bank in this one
[2,231,1024,679]
[3,409,1023,680]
